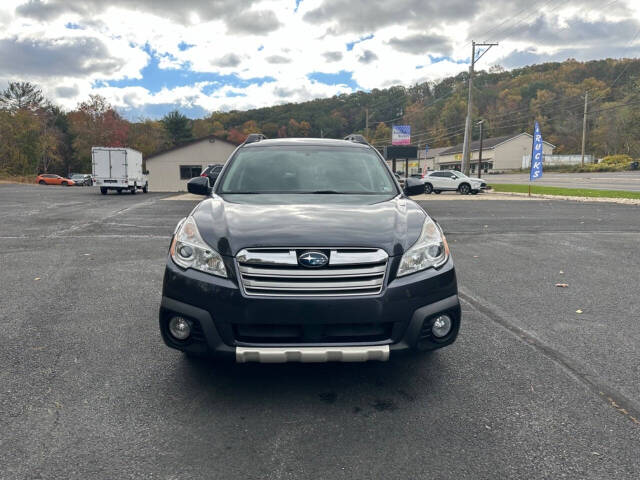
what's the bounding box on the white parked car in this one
[422,170,487,195]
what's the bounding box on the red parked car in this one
[36,174,76,186]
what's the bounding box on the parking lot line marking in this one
[459,287,640,428]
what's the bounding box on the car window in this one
[220,146,397,195]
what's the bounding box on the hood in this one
[191,194,427,257]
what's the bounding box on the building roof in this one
[146,135,240,161]
[423,147,449,159]
[439,132,555,156]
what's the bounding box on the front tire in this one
[61,181,68,186]
[458,183,471,195]
[39,180,46,185]
[130,185,136,195]
[117,188,123,194]
[100,187,107,195]
[142,183,148,193]
[424,183,433,194]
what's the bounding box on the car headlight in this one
[170,216,227,278]
[397,217,450,277]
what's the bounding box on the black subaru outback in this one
[159,134,461,363]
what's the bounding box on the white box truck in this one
[92,147,148,195]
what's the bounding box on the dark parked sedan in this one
[70,174,93,186]
[159,134,461,364]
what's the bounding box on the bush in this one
[601,154,633,165]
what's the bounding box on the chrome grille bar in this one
[238,264,386,278]
[236,247,388,297]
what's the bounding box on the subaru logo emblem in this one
[298,251,328,268]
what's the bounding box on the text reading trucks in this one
[92,147,148,195]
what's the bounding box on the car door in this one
[440,171,459,190]
[427,172,445,189]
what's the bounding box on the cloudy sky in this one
[1,0,639,119]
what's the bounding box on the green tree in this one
[0,81,46,111]
[161,110,193,146]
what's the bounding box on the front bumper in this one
[159,255,461,362]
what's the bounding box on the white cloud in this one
[1,0,639,117]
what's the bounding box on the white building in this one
[434,133,555,173]
[146,136,239,191]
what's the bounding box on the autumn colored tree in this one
[287,118,311,137]
[0,109,43,175]
[261,122,279,138]
[67,95,130,172]
[128,120,170,158]
[226,128,247,144]
[370,122,391,145]
[0,83,69,176]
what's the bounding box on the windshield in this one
[219,146,397,195]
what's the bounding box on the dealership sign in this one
[392,125,411,145]
[529,121,543,181]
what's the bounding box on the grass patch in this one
[490,183,640,199]
[0,175,35,184]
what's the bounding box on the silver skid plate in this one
[236,345,390,363]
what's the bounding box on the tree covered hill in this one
[2,57,640,177]
[203,57,640,156]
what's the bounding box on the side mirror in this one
[404,177,424,196]
[187,176,211,196]
[450,175,457,179]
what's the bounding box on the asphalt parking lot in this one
[1,184,639,479]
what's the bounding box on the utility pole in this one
[581,92,588,166]
[476,120,484,179]
[461,41,498,175]
[365,108,369,140]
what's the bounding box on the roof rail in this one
[244,133,267,144]
[344,134,369,145]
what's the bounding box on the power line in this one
[368,0,635,148]
[587,97,640,115]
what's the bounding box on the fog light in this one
[432,314,452,338]
[168,316,191,340]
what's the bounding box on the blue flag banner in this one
[530,121,543,181]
